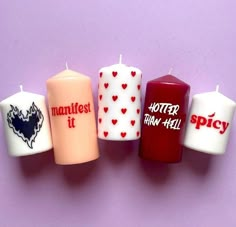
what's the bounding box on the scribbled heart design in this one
[112,119,117,125]
[98,118,102,123]
[137,109,140,114]
[104,107,108,113]
[99,72,103,78]
[112,95,118,101]
[104,131,108,137]
[131,71,136,77]
[131,120,135,126]
[112,71,118,77]
[104,83,109,89]
[136,131,140,137]
[121,132,126,138]
[131,96,136,102]
[122,84,127,89]
[99,95,102,100]
[137,84,141,90]
[121,108,127,114]
[7,102,44,149]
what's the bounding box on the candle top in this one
[99,63,142,73]
[194,86,236,106]
[0,89,44,105]
[48,69,90,81]
[149,75,190,87]
[99,54,141,72]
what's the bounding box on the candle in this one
[184,85,236,154]
[46,65,99,165]
[0,86,52,156]
[139,73,190,163]
[98,55,142,140]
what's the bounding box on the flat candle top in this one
[194,91,236,106]
[149,75,189,86]
[48,69,90,81]
[0,91,44,104]
[99,63,141,73]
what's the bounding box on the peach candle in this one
[46,65,99,165]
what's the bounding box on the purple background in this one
[0,0,236,226]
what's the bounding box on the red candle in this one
[139,74,190,163]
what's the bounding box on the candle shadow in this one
[19,149,55,177]
[62,160,99,186]
[99,139,138,164]
[138,158,172,184]
[182,147,213,176]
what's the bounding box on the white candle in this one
[98,55,142,140]
[183,85,236,154]
[0,86,52,156]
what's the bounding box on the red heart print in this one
[121,108,127,114]
[99,95,102,100]
[98,118,102,123]
[137,109,140,114]
[136,131,140,137]
[137,84,141,90]
[112,119,117,125]
[122,84,127,89]
[131,71,136,77]
[131,96,136,102]
[112,71,118,77]
[104,107,108,113]
[104,131,108,137]
[104,83,109,89]
[131,120,135,126]
[112,95,118,101]
[99,72,103,78]
[121,132,126,138]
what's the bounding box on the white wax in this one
[184,90,236,154]
[0,90,53,156]
[98,63,142,140]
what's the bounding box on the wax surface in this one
[140,75,190,163]
[1,0,236,226]
[47,69,99,164]
[0,91,52,156]
[184,90,236,154]
[98,63,142,140]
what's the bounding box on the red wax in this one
[139,75,190,163]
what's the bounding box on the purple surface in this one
[0,0,236,226]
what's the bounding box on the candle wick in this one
[20,85,23,92]
[168,67,173,75]
[66,62,69,70]
[216,84,219,92]
[119,54,122,64]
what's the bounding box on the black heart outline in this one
[7,102,44,149]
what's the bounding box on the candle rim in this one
[0,90,44,105]
[193,90,236,106]
[48,69,90,80]
[149,75,190,86]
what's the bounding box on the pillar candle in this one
[184,85,236,154]
[98,55,142,140]
[139,74,190,163]
[46,66,99,165]
[0,86,52,156]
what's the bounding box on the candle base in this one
[139,151,182,163]
[184,143,225,155]
[54,154,99,165]
[9,148,50,157]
